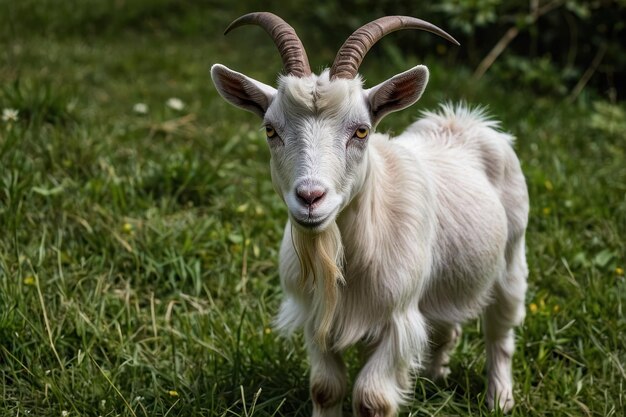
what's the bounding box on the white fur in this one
[211,66,528,416]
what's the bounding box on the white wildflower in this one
[133,103,148,114]
[61,411,69,417]
[166,97,185,111]
[2,108,19,122]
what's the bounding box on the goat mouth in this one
[291,213,333,231]
[293,217,326,229]
[289,206,339,232]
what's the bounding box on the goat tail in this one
[291,222,344,350]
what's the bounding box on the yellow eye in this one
[355,126,369,139]
[266,125,277,138]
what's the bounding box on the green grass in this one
[1,3,625,416]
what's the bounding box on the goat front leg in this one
[353,308,427,417]
[306,324,347,417]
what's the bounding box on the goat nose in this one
[296,184,327,207]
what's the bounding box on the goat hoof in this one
[357,404,384,417]
[354,396,393,417]
[487,386,514,413]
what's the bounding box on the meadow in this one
[1,2,625,416]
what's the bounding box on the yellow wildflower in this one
[23,276,35,285]
[552,305,561,313]
[544,180,553,191]
[616,267,624,276]
[264,327,272,335]
[122,222,133,233]
[168,390,179,397]
[529,303,538,314]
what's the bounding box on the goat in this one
[211,12,528,417]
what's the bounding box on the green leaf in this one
[593,249,615,268]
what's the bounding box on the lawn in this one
[1,2,625,416]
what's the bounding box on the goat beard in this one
[291,221,344,350]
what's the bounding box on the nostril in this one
[296,186,327,207]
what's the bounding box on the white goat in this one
[211,13,528,417]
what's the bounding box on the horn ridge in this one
[225,12,311,77]
[330,16,459,80]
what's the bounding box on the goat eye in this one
[266,125,277,139]
[354,126,369,139]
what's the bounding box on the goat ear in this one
[211,64,277,118]
[366,65,429,125]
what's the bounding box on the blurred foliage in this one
[1,0,624,101]
[589,101,626,134]
[491,55,575,96]
[433,0,503,34]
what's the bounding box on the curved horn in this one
[329,16,459,80]
[225,12,311,77]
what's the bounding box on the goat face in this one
[211,65,430,232]
[265,73,371,232]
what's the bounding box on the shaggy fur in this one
[290,222,345,347]
[211,64,529,417]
